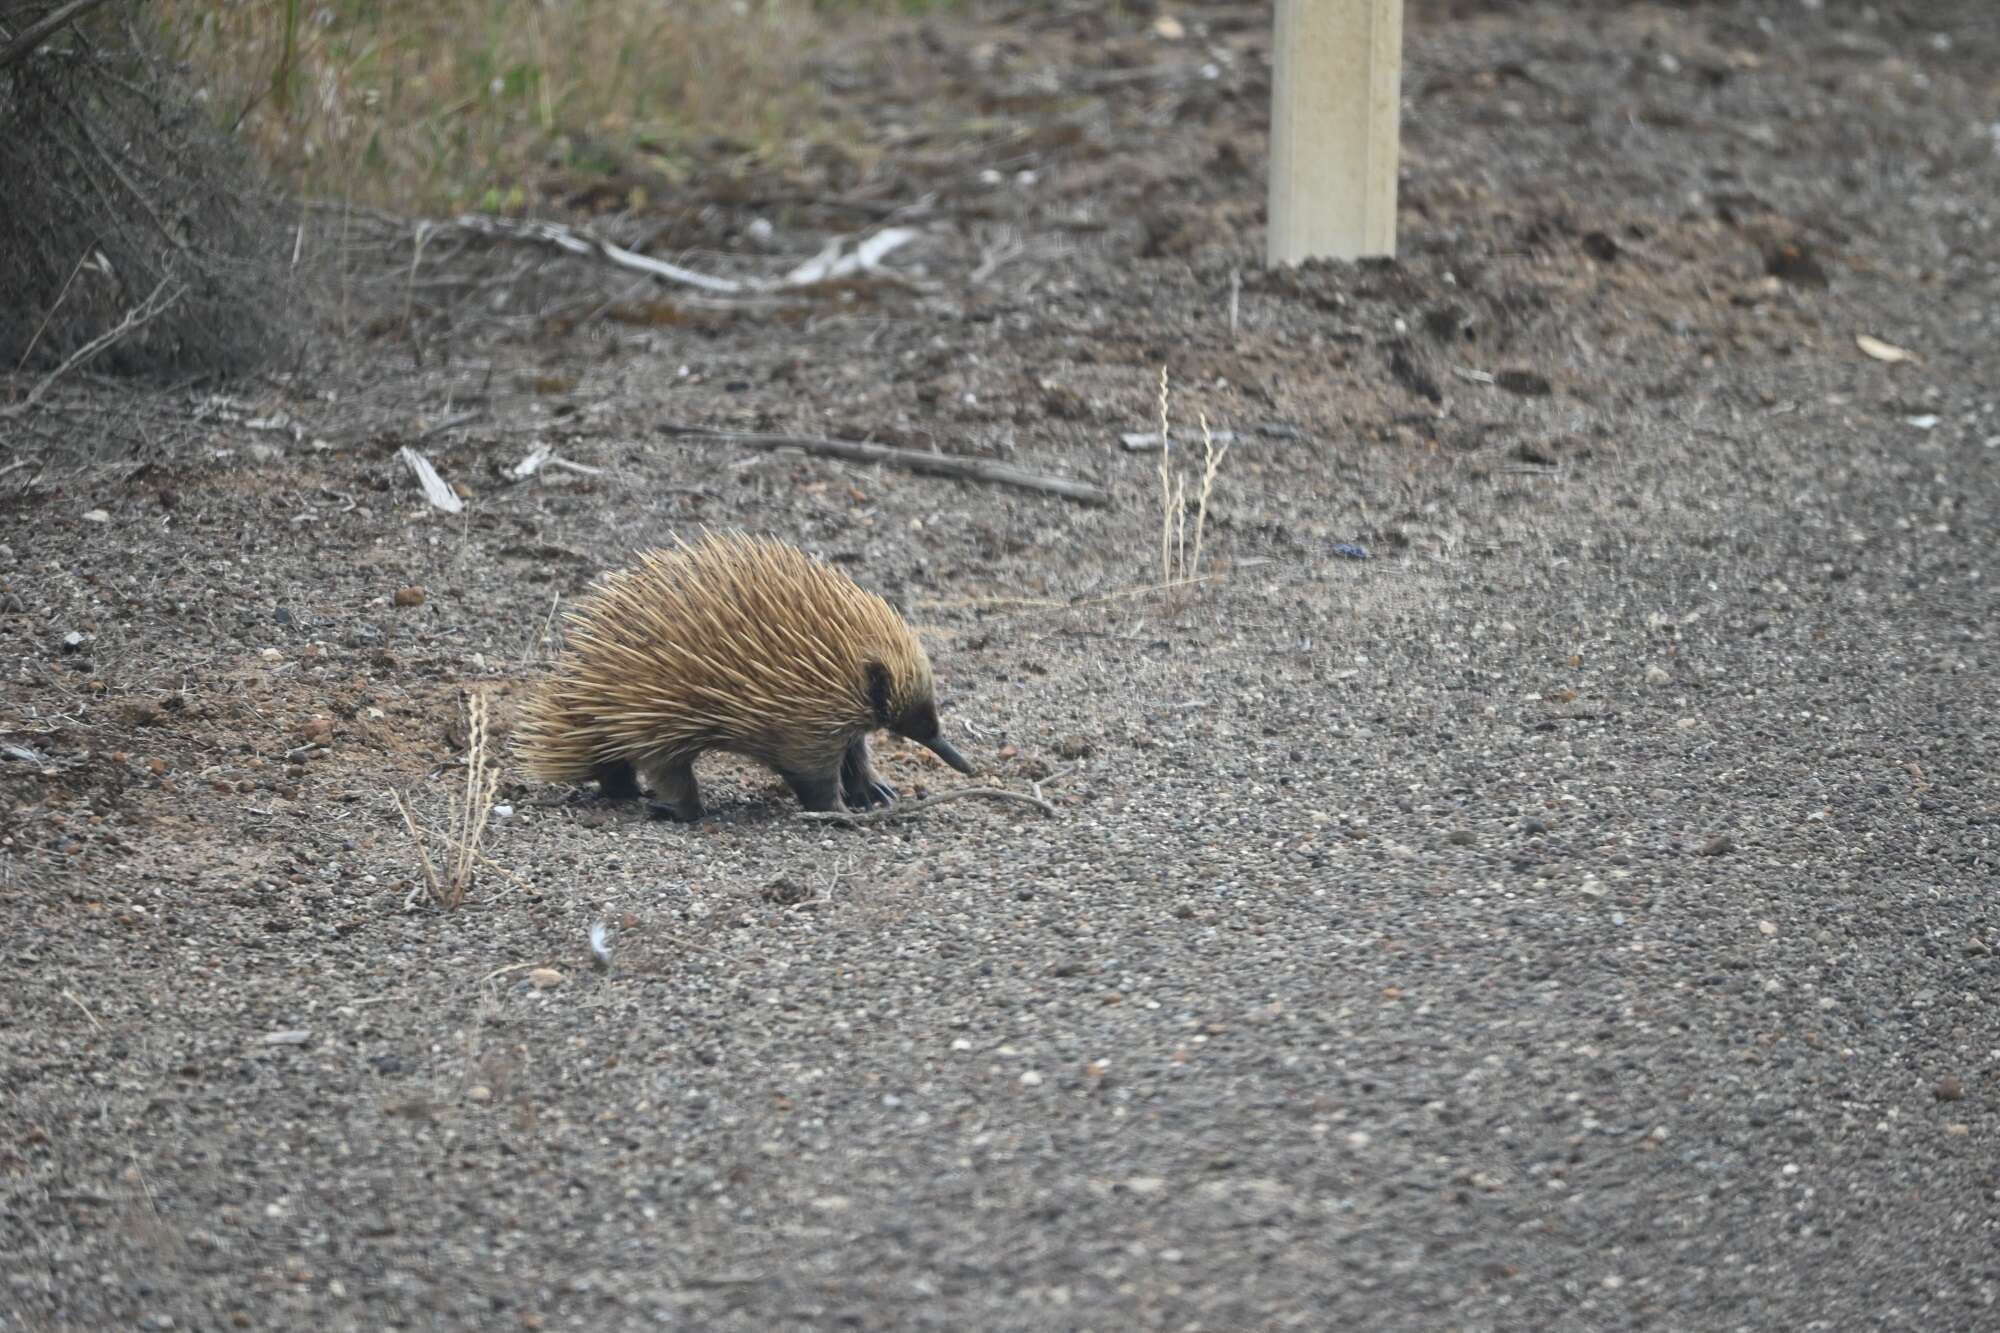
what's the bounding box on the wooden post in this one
[1267,0,1404,264]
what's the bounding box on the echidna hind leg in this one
[781,769,846,814]
[640,755,704,822]
[591,759,642,801]
[839,737,897,809]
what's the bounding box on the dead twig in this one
[3,276,185,415]
[0,0,118,72]
[795,786,1057,826]
[61,988,104,1031]
[662,424,1111,507]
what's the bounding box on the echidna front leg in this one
[838,736,897,809]
[639,754,705,822]
[592,759,642,802]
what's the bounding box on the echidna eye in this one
[863,660,894,724]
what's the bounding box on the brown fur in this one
[515,532,965,816]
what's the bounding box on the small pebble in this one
[261,1029,312,1046]
[1645,664,1671,685]
[393,586,426,607]
[528,967,563,989]
[1018,1070,1044,1087]
[82,509,110,524]
[1933,1076,1965,1102]
[1700,834,1734,856]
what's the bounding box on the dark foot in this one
[640,756,703,821]
[592,759,642,801]
[783,770,846,814]
[838,738,897,809]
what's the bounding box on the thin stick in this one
[14,251,89,375]
[391,788,443,902]
[1156,368,1174,580]
[62,988,104,1031]
[523,589,561,664]
[4,277,184,414]
[662,424,1111,506]
[480,961,549,986]
[795,786,1057,825]
[1190,410,1230,577]
[917,572,1225,615]
[0,0,117,72]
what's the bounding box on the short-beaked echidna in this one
[514,532,974,818]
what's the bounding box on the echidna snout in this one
[513,533,976,818]
[865,661,976,778]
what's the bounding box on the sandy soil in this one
[4,1,1999,1328]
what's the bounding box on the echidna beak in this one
[923,734,977,776]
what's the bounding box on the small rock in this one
[1446,828,1476,846]
[297,717,334,745]
[1757,918,1777,936]
[82,508,110,524]
[1645,664,1671,685]
[1766,240,1829,288]
[1018,1069,1044,1087]
[528,967,563,989]
[61,630,86,651]
[1701,834,1735,857]
[393,586,426,608]
[260,1029,312,1046]
[1933,1076,1965,1102]
[1056,735,1095,760]
[1581,231,1621,263]
[467,1085,493,1103]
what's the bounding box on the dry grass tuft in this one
[153,0,842,211]
[1154,367,1231,582]
[393,691,503,911]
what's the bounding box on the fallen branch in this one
[441,213,748,295]
[434,215,918,297]
[795,786,1058,825]
[662,424,1112,507]
[3,276,184,415]
[0,0,117,72]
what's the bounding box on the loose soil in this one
[4,2,1998,1329]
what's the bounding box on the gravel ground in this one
[3,1,1997,1329]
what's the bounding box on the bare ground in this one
[4,1,1999,1328]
